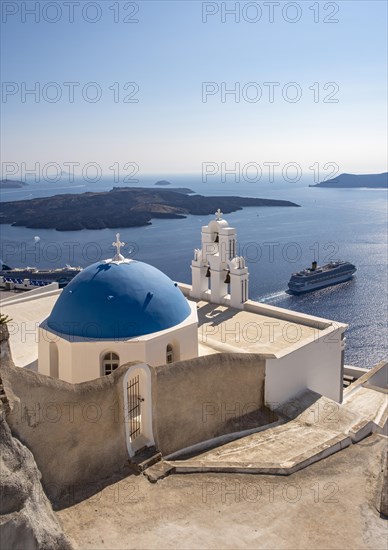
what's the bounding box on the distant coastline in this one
[310,172,388,188]
[0,179,28,189]
[0,187,300,231]
[154,180,172,186]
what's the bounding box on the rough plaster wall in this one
[1,362,132,502]
[151,353,266,455]
[0,415,73,550]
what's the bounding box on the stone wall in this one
[1,331,267,501]
[150,353,266,455]
[1,362,132,502]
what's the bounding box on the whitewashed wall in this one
[265,326,344,406]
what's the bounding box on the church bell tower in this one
[190,209,249,309]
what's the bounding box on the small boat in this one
[288,260,356,294]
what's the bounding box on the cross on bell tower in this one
[215,208,223,221]
[112,233,125,261]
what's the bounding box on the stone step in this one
[130,446,162,473]
[343,374,356,388]
[144,461,175,483]
[168,433,352,476]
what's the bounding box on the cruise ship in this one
[288,260,357,294]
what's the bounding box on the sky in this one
[1,0,387,178]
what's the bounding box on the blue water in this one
[1,175,387,369]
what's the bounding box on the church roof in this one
[46,259,191,339]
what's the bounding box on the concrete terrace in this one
[176,283,346,361]
[0,287,61,368]
[147,361,387,478]
[57,433,388,550]
[195,299,323,357]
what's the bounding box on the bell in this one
[214,233,219,243]
[224,270,231,284]
[205,266,211,278]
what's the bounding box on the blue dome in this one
[47,260,191,339]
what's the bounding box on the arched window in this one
[166,344,174,364]
[102,352,119,375]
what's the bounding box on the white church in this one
[4,210,347,409]
[38,209,256,383]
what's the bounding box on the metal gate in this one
[123,365,154,458]
[127,374,143,440]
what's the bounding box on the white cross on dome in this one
[112,233,125,261]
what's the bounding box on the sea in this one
[0,175,387,369]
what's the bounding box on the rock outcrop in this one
[0,326,72,549]
[0,415,73,550]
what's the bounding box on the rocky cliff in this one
[0,328,73,550]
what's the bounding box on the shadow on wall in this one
[1,361,133,505]
[1,348,268,504]
[150,353,267,456]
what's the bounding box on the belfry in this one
[190,209,249,308]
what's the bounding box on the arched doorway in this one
[123,364,154,457]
